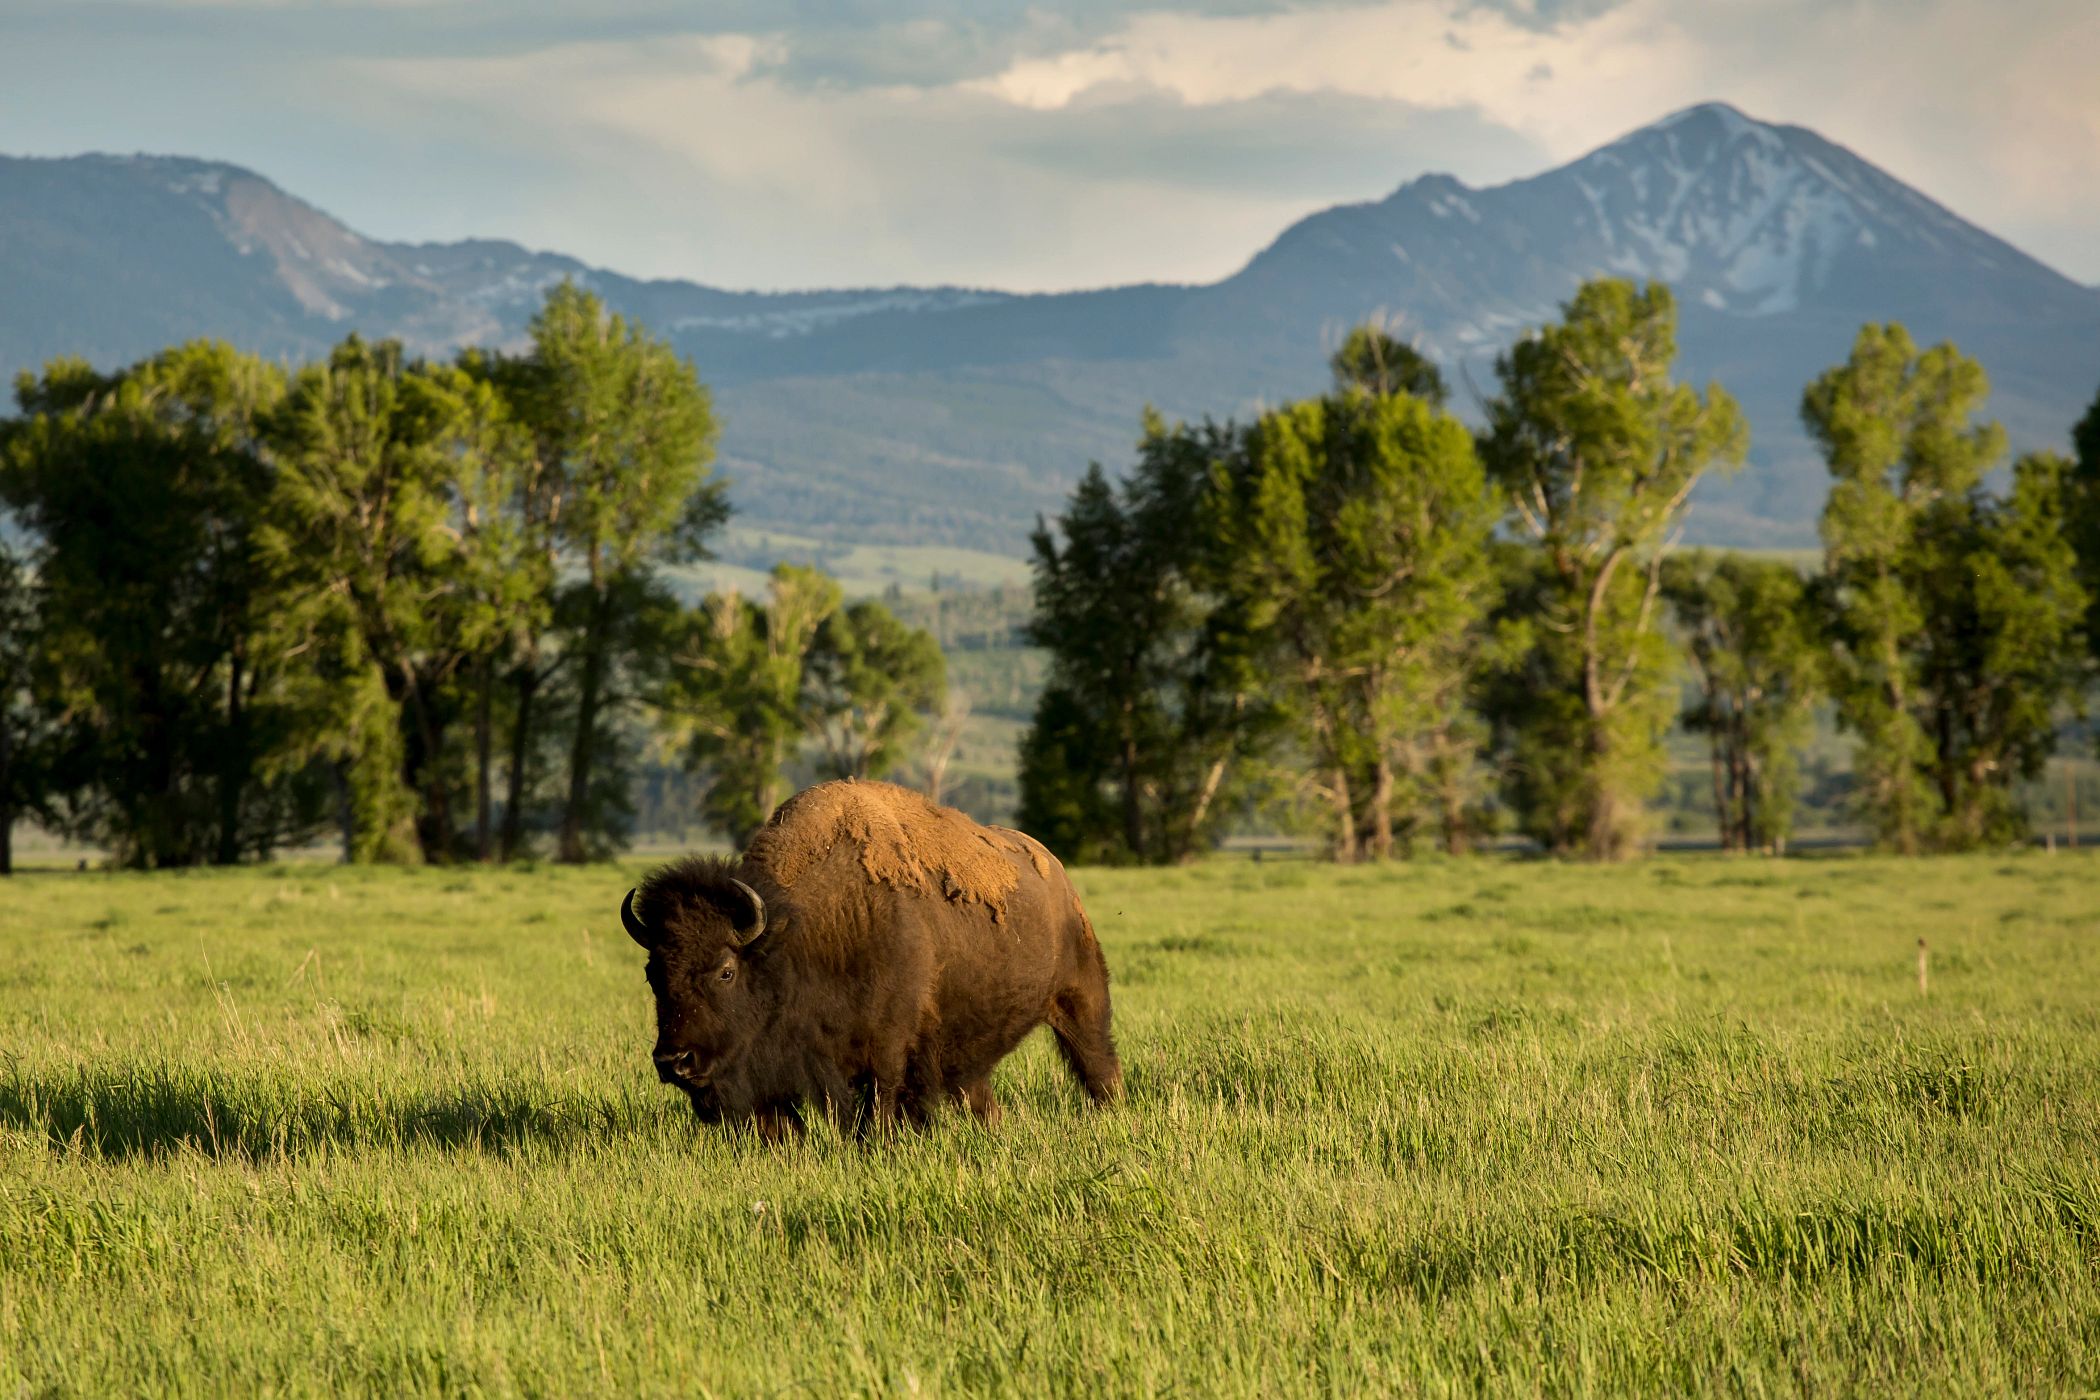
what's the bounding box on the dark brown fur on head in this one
[624,856,778,1121]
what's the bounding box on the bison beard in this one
[620,780,1122,1136]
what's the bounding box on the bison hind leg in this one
[1047,970,1123,1108]
[955,1076,1002,1127]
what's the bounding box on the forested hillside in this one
[8,104,2097,552]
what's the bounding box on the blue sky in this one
[3,0,2095,290]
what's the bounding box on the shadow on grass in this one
[0,1064,679,1162]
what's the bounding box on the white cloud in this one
[968,0,1706,149]
[9,0,2096,287]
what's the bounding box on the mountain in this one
[5,104,2097,551]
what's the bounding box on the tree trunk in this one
[1366,752,1395,861]
[1436,742,1469,857]
[391,667,451,865]
[1880,621,1918,856]
[501,664,539,862]
[0,710,13,876]
[334,760,355,865]
[474,660,494,863]
[1178,749,1233,864]
[1740,752,1759,853]
[1707,716,1730,853]
[558,589,613,864]
[1584,721,1623,861]
[1330,765,1358,864]
[214,641,248,866]
[1118,730,1144,863]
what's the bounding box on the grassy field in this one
[2,852,2097,1395]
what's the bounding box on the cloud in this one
[2,0,2095,289]
[997,89,1546,198]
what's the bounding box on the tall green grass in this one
[2,853,2096,1395]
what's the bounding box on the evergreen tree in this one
[2067,384,2100,697]
[1480,280,1747,859]
[1661,553,1824,853]
[1019,419,1263,865]
[0,534,47,874]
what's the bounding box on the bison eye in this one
[716,960,737,985]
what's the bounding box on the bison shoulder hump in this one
[744,780,1055,922]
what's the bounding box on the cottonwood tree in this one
[263,340,524,862]
[1661,553,1824,853]
[1,345,323,866]
[1805,325,1991,851]
[803,599,946,781]
[1809,327,2088,848]
[1329,324,1448,406]
[1479,279,1746,860]
[495,283,724,863]
[1207,375,1496,860]
[1914,451,2086,845]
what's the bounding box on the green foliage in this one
[3,856,2098,1391]
[660,565,945,846]
[1662,553,1825,851]
[1207,381,1497,859]
[1021,419,1267,865]
[0,534,48,873]
[1328,324,1448,406]
[1480,280,1748,859]
[1807,326,2085,850]
[805,599,947,781]
[261,338,520,863]
[2067,383,2100,696]
[0,343,328,867]
[491,283,725,862]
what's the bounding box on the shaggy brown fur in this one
[624,779,1120,1136]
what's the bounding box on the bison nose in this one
[655,1049,701,1084]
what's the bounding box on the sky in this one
[2,0,2096,292]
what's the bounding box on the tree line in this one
[1021,278,2100,862]
[0,284,947,872]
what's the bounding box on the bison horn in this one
[727,879,767,945]
[620,888,652,948]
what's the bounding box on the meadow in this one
[1,851,2096,1396]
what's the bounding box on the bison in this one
[620,779,1121,1136]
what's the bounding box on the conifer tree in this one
[0,535,44,874]
[1020,418,1262,864]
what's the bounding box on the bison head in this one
[621,859,774,1116]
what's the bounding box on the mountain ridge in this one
[4,103,2096,551]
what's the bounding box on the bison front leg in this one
[751,1103,805,1144]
